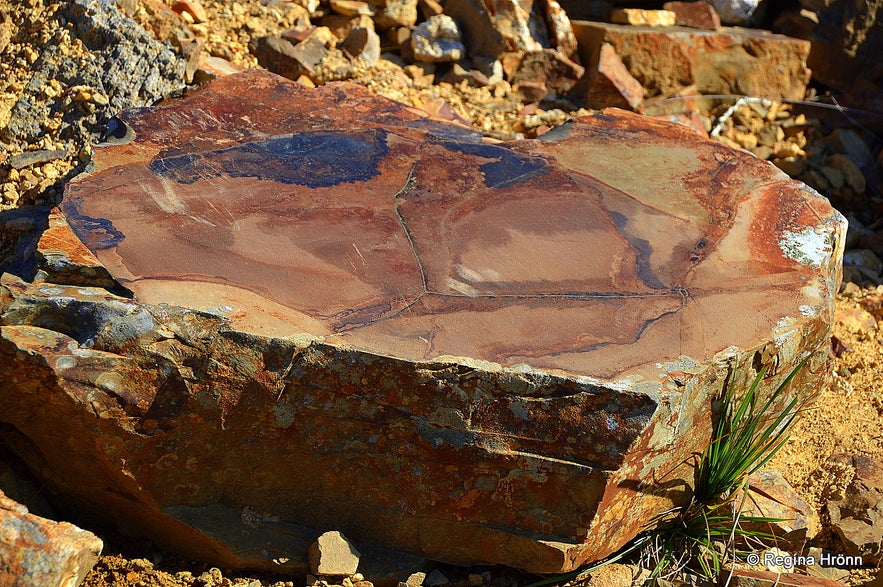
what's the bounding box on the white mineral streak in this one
[778,226,833,269]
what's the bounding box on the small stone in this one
[309,531,361,577]
[706,0,762,25]
[425,570,449,586]
[466,574,483,586]
[662,1,721,29]
[574,42,643,110]
[734,131,757,150]
[329,0,374,17]
[736,470,815,546]
[774,142,805,158]
[370,0,418,29]
[417,0,443,19]
[340,26,381,66]
[610,9,676,27]
[511,49,584,101]
[821,166,845,190]
[10,149,68,170]
[583,563,646,586]
[171,0,208,23]
[405,572,426,587]
[410,15,464,63]
[772,157,805,177]
[826,154,866,194]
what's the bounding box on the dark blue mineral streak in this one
[149,129,390,188]
[437,141,550,189]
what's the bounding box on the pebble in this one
[410,15,464,63]
[10,148,68,170]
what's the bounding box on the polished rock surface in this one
[0,69,846,574]
[63,70,835,382]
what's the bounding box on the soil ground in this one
[2,1,882,586]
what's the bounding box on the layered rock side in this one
[0,71,846,573]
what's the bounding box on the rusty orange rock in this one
[0,70,845,574]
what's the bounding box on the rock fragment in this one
[610,9,676,27]
[826,454,883,565]
[706,0,763,25]
[369,0,418,29]
[309,531,361,577]
[571,42,643,110]
[0,490,103,587]
[341,26,381,66]
[9,149,67,170]
[736,470,815,547]
[411,15,464,62]
[663,1,722,29]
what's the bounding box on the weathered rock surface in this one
[0,0,185,147]
[0,490,103,587]
[0,70,845,573]
[571,21,811,100]
[663,1,722,30]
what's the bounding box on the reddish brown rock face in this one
[63,70,833,381]
[0,70,845,574]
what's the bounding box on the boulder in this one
[571,21,811,100]
[0,490,103,587]
[0,70,845,573]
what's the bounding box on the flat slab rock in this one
[0,70,845,574]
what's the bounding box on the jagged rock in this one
[309,531,361,577]
[571,21,811,100]
[663,1,722,29]
[570,42,643,110]
[510,48,584,101]
[0,70,845,574]
[736,470,815,547]
[0,0,185,147]
[341,26,382,66]
[826,454,883,565]
[0,490,103,587]
[410,15,465,62]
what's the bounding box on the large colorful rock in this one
[0,70,845,574]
